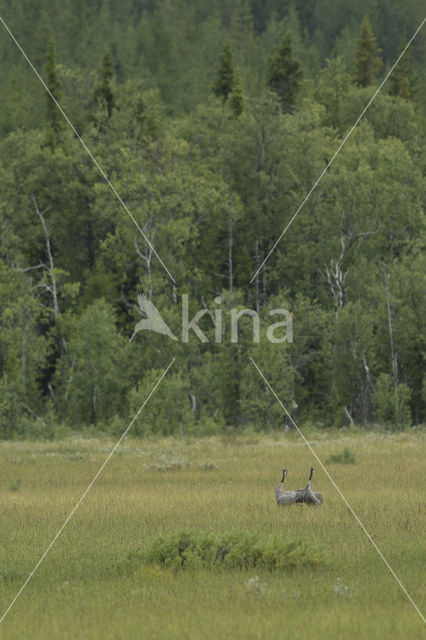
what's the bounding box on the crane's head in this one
[281,468,287,482]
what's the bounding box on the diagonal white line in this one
[250,16,426,284]
[249,356,426,624]
[0,357,175,626]
[0,15,176,285]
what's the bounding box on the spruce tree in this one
[44,38,64,150]
[267,35,302,112]
[213,41,234,103]
[93,53,115,119]
[389,42,418,101]
[353,16,382,87]
[229,70,244,118]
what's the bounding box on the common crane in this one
[295,467,323,505]
[275,469,297,506]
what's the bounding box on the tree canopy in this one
[0,1,425,437]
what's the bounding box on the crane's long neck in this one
[276,471,286,493]
[306,467,314,490]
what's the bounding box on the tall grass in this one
[0,429,424,639]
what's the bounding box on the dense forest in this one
[0,0,425,437]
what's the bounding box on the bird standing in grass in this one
[275,468,297,505]
[295,467,323,505]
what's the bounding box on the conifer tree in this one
[389,43,418,101]
[213,41,234,103]
[267,35,302,112]
[44,38,64,150]
[93,53,115,119]
[229,70,244,118]
[353,16,382,87]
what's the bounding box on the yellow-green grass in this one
[0,429,425,639]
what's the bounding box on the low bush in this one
[326,447,356,464]
[123,529,322,572]
[198,460,218,470]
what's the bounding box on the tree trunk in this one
[33,196,59,321]
[383,267,400,424]
[135,234,154,301]
[383,268,398,390]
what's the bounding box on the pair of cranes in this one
[275,466,323,506]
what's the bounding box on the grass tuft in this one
[326,447,356,464]
[151,454,188,471]
[198,459,218,470]
[7,477,22,491]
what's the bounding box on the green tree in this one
[213,41,234,103]
[267,35,302,112]
[60,300,129,426]
[0,261,51,437]
[330,302,375,426]
[44,37,64,150]
[128,369,193,436]
[229,70,244,118]
[389,43,418,101]
[374,373,412,428]
[353,16,382,87]
[240,340,292,429]
[315,57,351,129]
[0,129,101,282]
[93,52,115,120]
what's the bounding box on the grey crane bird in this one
[275,468,298,506]
[295,467,323,505]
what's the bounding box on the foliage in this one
[140,529,321,571]
[0,2,425,436]
[213,41,235,103]
[199,459,218,470]
[44,37,64,150]
[57,300,130,426]
[229,70,244,118]
[326,447,356,464]
[92,52,116,123]
[267,35,302,111]
[388,42,418,101]
[353,16,382,87]
[374,374,412,429]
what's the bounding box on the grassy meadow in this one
[0,429,425,639]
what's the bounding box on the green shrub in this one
[126,529,322,572]
[198,460,218,470]
[326,447,356,464]
[374,374,412,428]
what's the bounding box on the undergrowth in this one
[326,447,356,464]
[121,529,322,573]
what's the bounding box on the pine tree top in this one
[354,16,382,87]
[229,70,244,118]
[267,35,302,112]
[44,36,64,150]
[213,41,234,103]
